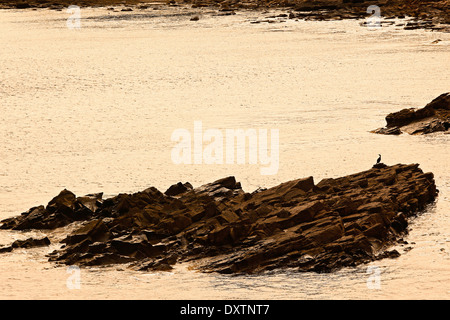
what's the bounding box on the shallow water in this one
[0,7,449,299]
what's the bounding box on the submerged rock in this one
[1,164,438,273]
[372,93,450,135]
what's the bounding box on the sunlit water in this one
[0,7,449,299]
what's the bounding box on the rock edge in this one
[372,93,450,135]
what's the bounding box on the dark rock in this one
[2,163,438,274]
[376,249,401,260]
[291,176,315,192]
[15,2,32,9]
[164,182,193,196]
[0,237,50,254]
[371,126,402,135]
[132,255,178,271]
[1,189,87,230]
[62,219,110,245]
[197,176,240,191]
[76,193,103,213]
[385,107,435,128]
[373,163,387,169]
[110,236,162,257]
[411,119,448,135]
[373,93,450,135]
[12,237,50,248]
[47,189,76,213]
[16,205,48,229]
[193,176,243,200]
[425,92,450,110]
[0,246,13,253]
[83,253,136,266]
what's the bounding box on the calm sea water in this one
[0,7,449,299]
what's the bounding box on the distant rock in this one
[0,0,448,32]
[15,2,32,9]
[372,93,450,135]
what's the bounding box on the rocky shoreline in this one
[0,163,438,274]
[372,92,450,135]
[0,0,449,31]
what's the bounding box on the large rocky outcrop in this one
[0,164,438,273]
[372,93,450,135]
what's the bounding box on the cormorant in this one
[377,154,381,164]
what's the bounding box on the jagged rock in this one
[426,92,450,110]
[76,193,103,213]
[1,0,449,31]
[62,219,110,245]
[11,237,50,248]
[164,182,193,197]
[371,126,402,135]
[110,235,163,257]
[0,237,50,253]
[0,189,100,230]
[131,255,178,271]
[373,93,450,135]
[410,119,449,135]
[1,164,438,274]
[192,176,244,201]
[386,107,436,128]
[47,189,76,212]
[294,1,339,11]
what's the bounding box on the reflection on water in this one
[0,7,449,299]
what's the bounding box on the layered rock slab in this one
[0,164,438,273]
[372,92,450,135]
